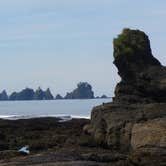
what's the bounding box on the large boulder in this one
[85,28,166,165]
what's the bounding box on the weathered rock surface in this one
[86,28,166,165]
[131,118,166,150]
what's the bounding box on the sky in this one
[0,0,165,97]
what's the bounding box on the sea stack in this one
[85,28,166,165]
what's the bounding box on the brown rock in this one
[87,28,166,165]
[131,118,166,150]
[128,147,166,166]
[83,124,93,135]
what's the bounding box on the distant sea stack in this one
[84,28,166,165]
[0,82,100,101]
[64,82,94,99]
[55,94,63,100]
[9,87,54,101]
[0,90,8,100]
[31,87,54,100]
[100,95,108,98]
[9,88,35,100]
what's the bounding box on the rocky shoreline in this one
[0,117,127,166]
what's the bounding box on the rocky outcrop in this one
[64,82,94,99]
[55,94,63,99]
[85,28,166,165]
[9,87,54,100]
[113,28,166,103]
[9,88,35,100]
[0,90,8,100]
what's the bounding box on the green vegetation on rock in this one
[113,28,151,59]
[9,87,54,101]
[9,88,35,100]
[113,28,161,81]
[65,82,94,99]
[0,82,98,101]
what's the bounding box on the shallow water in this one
[0,98,111,119]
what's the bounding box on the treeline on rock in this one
[0,82,108,101]
[64,82,94,99]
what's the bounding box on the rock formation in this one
[64,82,94,99]
[55,94,63,100]
[44,88,54,100]
[33,87,54,100]
[85,28,166,165]
[0,90,8,100]
[100,95,108,98]
[9,88,35,100]
[9,87,54,100]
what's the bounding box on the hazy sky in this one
[0,0,165,97]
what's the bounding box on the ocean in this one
[0,98,111,120]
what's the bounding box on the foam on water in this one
[0,114,90,120]
[0,98,111,120]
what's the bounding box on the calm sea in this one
[0,98,111,120]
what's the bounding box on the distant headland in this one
[0,82,108,101]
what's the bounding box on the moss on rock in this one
[113,28,151,59]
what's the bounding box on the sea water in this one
[0,98,111,120]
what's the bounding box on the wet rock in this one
[0,150,19,160]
